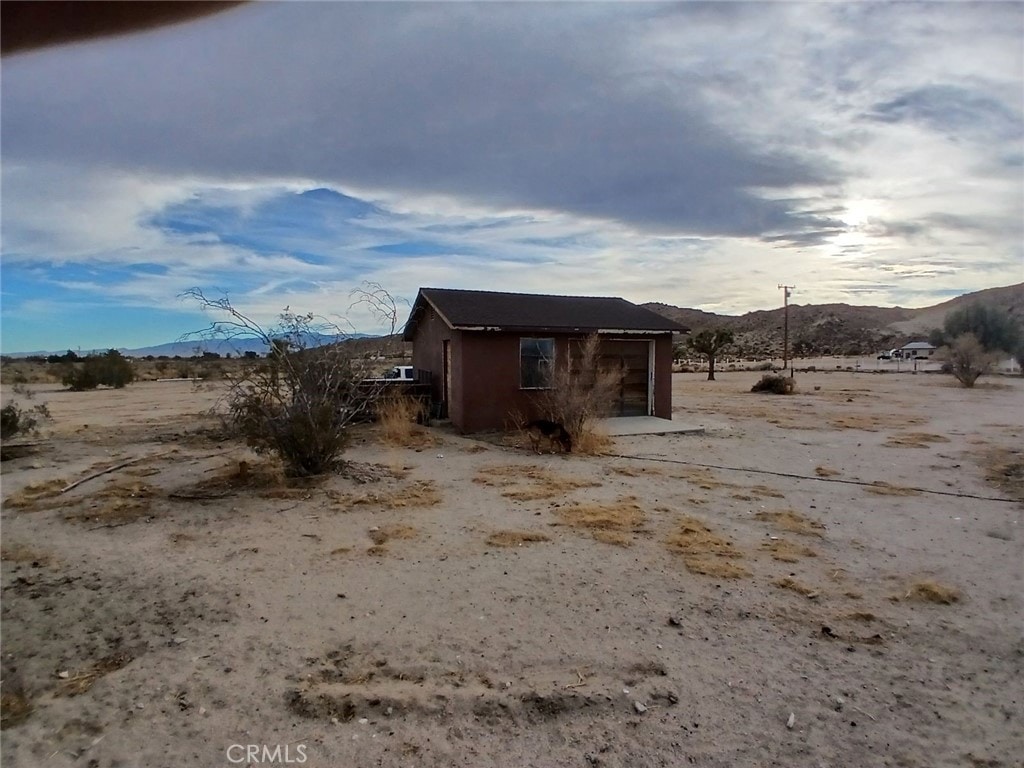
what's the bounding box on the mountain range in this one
[643,282,1023,357]
[5,283,1021,359]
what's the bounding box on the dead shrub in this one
[750,374,795,395]
[556,497,645,546]
[485,530,551,547]
[666,515,749,578]
[900,580,960,604]
[942,333,1001,388]
[538,334,621,454]
[754,509,825,537]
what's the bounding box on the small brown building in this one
[402,287,688,433]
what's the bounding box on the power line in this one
[604,452,1021,504]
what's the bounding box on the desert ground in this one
[1,369,1022,768]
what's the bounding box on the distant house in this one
[898,341,937,359]
[402,288,688,433]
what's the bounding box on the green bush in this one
[62,350,134,390]
[751,373,795,395]
[1,402,50,439]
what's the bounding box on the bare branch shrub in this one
[182,289,390,476]
[942,333,1000,388]
[538,334,619,452]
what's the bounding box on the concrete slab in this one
[600,416,705,436]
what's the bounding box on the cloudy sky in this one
[2,1,1022,352]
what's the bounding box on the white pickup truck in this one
[364,365,416,382]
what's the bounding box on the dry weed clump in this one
[556,497,645,547]
[474,464,601,501]
[981,447,1024,501]
[0,689,33,730]
[485,530,551,547]
[66,481,158,525]
[899,580,961,605]
[762,538,818,563]
[377,394,436,448]
[865,481,922,497]
[674,467,725,491]
[0,542,54,566]
[335,480,442,510]
[666,515,749,578]
[754,509,825,537]
[750,374,795,395]
[3,478,67,511]
[774,577,820,599]
[366,524,418,555]
[815,466,840,477]
[884,432,951,448]
[55,651,134,697]
[610,465,663,478]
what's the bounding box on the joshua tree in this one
[688,329,735,381]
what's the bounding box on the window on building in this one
[520,338,554,389]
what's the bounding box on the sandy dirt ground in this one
[1,371,1022,768]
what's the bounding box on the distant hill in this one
[645,282,1024,357]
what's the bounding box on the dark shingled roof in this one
[404,288,687,339]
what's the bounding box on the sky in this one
[1,1,1022,353]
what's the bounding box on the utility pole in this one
[778,284,796,376]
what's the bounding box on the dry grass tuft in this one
[485,530,551,547]
[377,395,436,448]
[168,532,198,546]
[900,580,961,605]
[762,538,818,562]
[366,524,418,556]
[865,481,922,497]
[981,447,1024,502]
[815,466,840,477]
[475,464,601,501]
[839,611,879,623]
[684,558,751,579]
[747,484,786,499]
[884,432,951,449]
[556,497,645,546]
[55,651,134,696]
[828,414,886,432]
[674,467,725,490]
[0,542,54,565]
[66,481,158,525]
[335,480,442,509]
[610,465,663,478]
[666,515,749,578]
[0,690,33,730]
[573,421,613,456]
[3,478,67,511]
[774,577,821,598]
[754,509,825,537]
